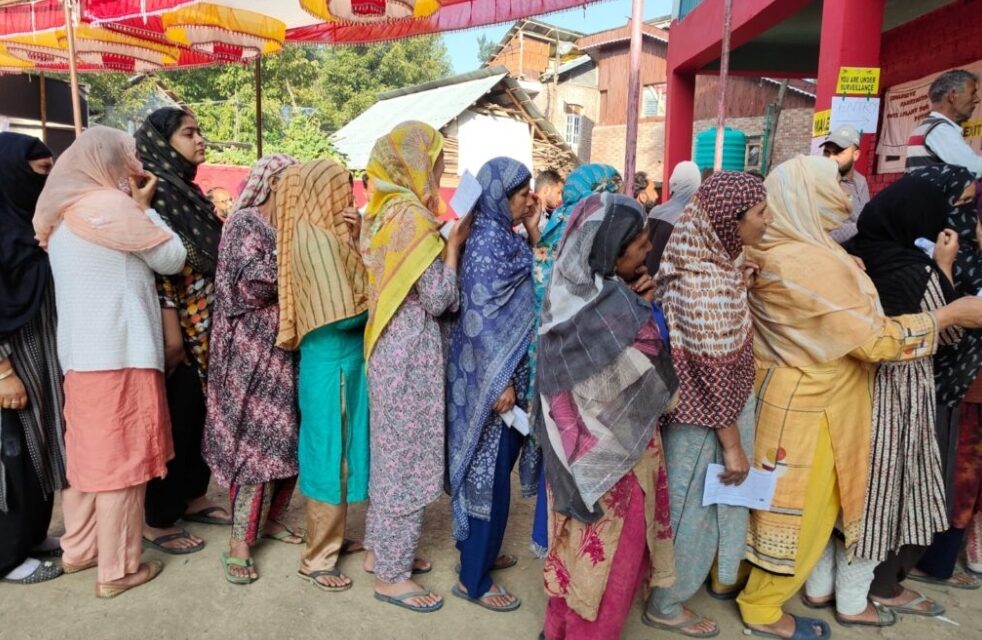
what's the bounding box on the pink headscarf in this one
[34,126,171,252]
[232,153,298,213]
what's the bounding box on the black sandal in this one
[142,529,205,555]
[2,560,63,584]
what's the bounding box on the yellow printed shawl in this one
[361,122,446,358]
[275,159,368,350]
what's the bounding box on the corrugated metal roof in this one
[331,71,506,170]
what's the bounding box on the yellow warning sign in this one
[813,109,831,138]
[836,67,880,96]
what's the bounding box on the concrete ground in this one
[2,479,982,640]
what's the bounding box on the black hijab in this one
[135,108,221,276]
[0,132,53,341]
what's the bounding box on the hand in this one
[934,229,960,270]
[0,371,28,411]
[936,296,982,330]
[719,443,750,486]
[850,256,866,272]
[130,172,158,210]
[342,206,361,244]
[493,385,517,414]
[447,214,473,251]
[742,261,761,288]
[522,195,542,231]
[631,273,656,302]
[164,345,186,377]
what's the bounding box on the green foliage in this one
[82,38,452,166]
[476,34,497,64]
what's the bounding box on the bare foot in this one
[910,568,980,587]
[834,602,886,624]
[262,520,304,544]
[143,525,203,552]
[228,540,257,581]
[313,572,352,590]
[874,588,940,613]
[185,496,230,520]
[749,613,828,639]
[363,550,431,573]
[456,582,519,609]
[374,578,442,608]
[646,608,718,635]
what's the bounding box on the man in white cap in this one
[822,124,870,243]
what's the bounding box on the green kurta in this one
[298,312,370,505]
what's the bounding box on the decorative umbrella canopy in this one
[161,3,286,62]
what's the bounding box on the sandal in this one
[142,529,205,555]
[834,602,897,628]
[62,558,98,574]
[299,568,352,593]
[374,589,444,613]
[451,583,521,612]
[96,560,164,599]
[745,615,831,639]
[2,560,63,584]
[454,554,518,574]
[261,522,305,544]
[221,552,256,585]
[873,591,945,617]
[705,585,741,601]
[800,594,835,610]
[341,538,366,555]
[182,506,232,526]
[641,611,720,638]
[908,570,981,590]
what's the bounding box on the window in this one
[565,103,582,147]
[745,138,762,170]
[642,83,667,118]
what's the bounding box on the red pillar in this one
[814,0,885,175]
[664,67,696,177]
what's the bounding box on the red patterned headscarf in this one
[653,171,766,429]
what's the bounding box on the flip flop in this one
[142,529,205,555]
[182,506,233,526]
[800,594,835,610]
[2,560,63,584]
[908,571,981,590]
[834,603,897,628]
[705,585,741,601]
[221,553,256,585]
[298,568,352,593]
[451,583,522,612]
[454,554,518,574]
[261,522,306,544]
[745,615,831,640]
[873,592,945,617]
[373,589,444,613]
[641,611,720,638]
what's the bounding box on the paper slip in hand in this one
[702,463,777,510]
[499,407,530,436]
[449,170,482,218]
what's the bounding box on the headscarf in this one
[648,160,702,224]
[361,121,446,358]
[447,157,535,540]
[748,155,883,368]
[275,159,367,350]
[0,133,52,341]
[235,153,298,213]
[535,192,678,521]
[852,165,973,311]
[34,126,172,254]
[655,172,766,429]
[135,112,223,275]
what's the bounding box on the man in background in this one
[633,171,660,214]
[822,124,870,244]
[207,186,234,222]
[906,68,982,177]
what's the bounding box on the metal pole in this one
[713,0,733,171]
[255,58,263,159]
[623,0,644,193]
[39,71,48,143]
[62,0,83,137]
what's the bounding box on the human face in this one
[546,182,564,211]
[950,79,981,123]
[432,151,446,184]
[209,188,233,219]
[169,115,206,165]
[822,144,859,176]
[737,200,772,247]
[614,229,652,281]
[508,184,533,222]
[28,156,53,175]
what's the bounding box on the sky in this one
[443,0,675,74]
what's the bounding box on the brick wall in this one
[533,79,600,165]
[692,107,813,170]
[590,121,666,181]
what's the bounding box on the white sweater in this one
[48,209,187,373]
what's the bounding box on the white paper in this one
[914,237,936,258]
[439,221,455,240]
[830,96,882,136]
[702,463,777,510]
[499,407,530,436]
[449,170,482,218]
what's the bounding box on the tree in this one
[477,34,498,65]
[81,37,452,165]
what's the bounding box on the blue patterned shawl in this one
[447,157,535,540]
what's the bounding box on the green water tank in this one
[694,127,748,172]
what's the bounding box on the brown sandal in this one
[62,558,98,574]
[95,560,164,599]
